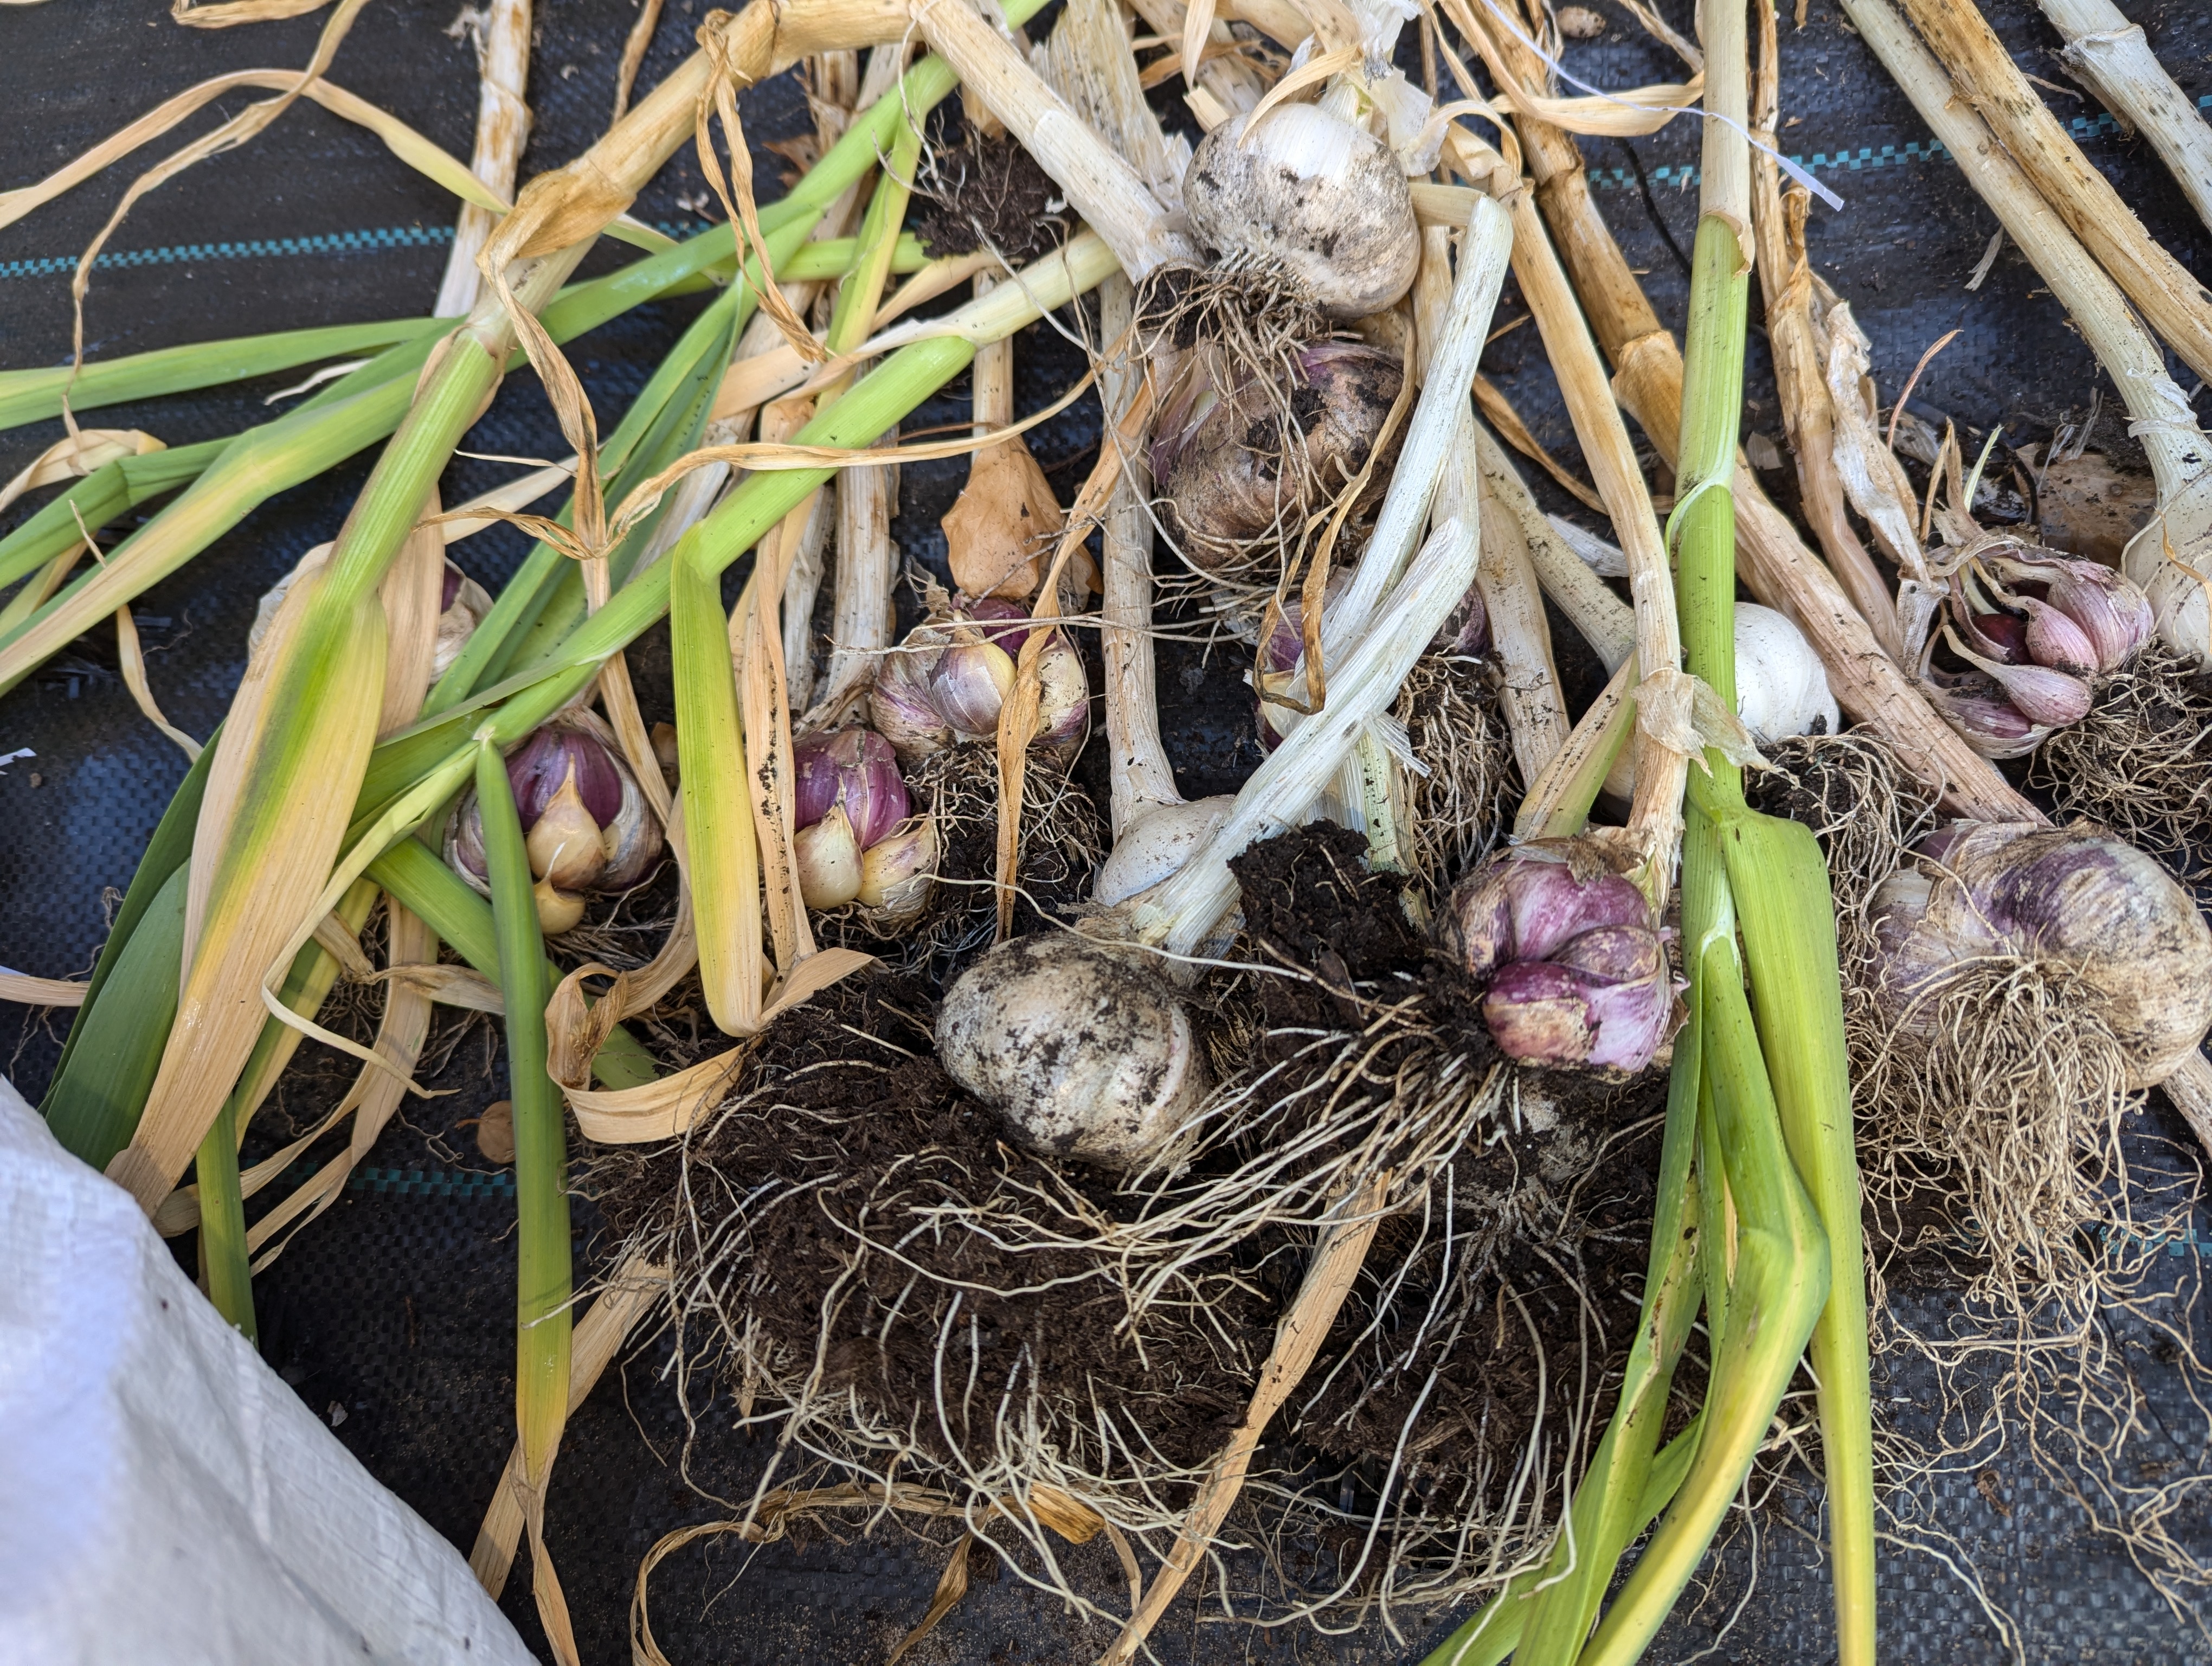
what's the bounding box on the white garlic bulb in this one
[1733,603,1839,746]
[1093,797,1237,907]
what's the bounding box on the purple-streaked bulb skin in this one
[872,645,953,762]
[1442,846,1673,1073]
[1482,962,1594,1066]
[793,728,910,847]
[442,712,662,924]
[1432,584,1489,658]
[930,637,1018,738]
[961,596,1031,651]
[2018,596,2099,677]
[507,721,625,828]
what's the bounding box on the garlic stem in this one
[1841,0,2212,657]
[1451,416,1571,782]
[1477,422,1637,674]
[2036,0,2212,237]
[1038,0,1193,208]
[1097,273,1182,834]
[1320,195,1513,666]
[434,0,532,319]
[1127,518,1480,958]
[1893,0,2212,386]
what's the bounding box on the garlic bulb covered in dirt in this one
[936,933,1207,1170]
[1869,822,2212,1087]
[1154,342,1402,578]
[1180,94,1422,319]
[869,600,1089,764]
[1733,603,1838,745]
[447,710,664,935]
[1439,841,1674,1073]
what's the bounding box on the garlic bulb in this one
[447,710,664,935]
[1439,841,1674,1073]
[1093,797,1237,907]
[790,727,940,918]
[869,601,1090,764]
[1870,822,2212,1087]
[1181,93,1421,318]
[1734,603,1840,746]
[936,933,1208,1170]
[1156,342,1402,575]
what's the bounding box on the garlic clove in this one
[525,767,609,893]
[597,769,665,892]
[2043,559,2153,671]
[1549,926,1672,1073]
[856,815,937,922]
[1944,627,2092,726]
[2018,596,2099,677]
[1031,629,1091,756]
[795,805,865,911]
[1481,961,1595,1067]
[929,636,1018,738]
[532,874,588,937]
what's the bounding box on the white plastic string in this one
[1476,0,1847,211]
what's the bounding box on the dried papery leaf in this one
[171,0,332,24]
[1099,1172,1390,1665]
[65,0,375,376]
[696,17,823,363]
[114,605,202,763]
[0,428,162,514]
[0,69,518,241]
[473,1254,670,1597]
[886,1537,978,1666]
[944,437,1064,600]
[1472,374,1605,512]
[733,452,819,970]
[435,0,533,318]
[376,491,445,736]
[110,576,388,1214]
[992,377,1147,937]
[242,901,435,1270]
[613,0,667,119]
[1180,0,1219,94]
[0,972,87,1007]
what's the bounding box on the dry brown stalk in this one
[435,0,533,318]
[1097,1171,1391,1665]
[1749,5,1902,659]
[1437,0,2039,823]
[1894,0,2212,385]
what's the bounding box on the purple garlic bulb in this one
[869,602,1089,764]
[446,709,664,935]
[1439,841,1674,1073]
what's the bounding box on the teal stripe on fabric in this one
[5,89,2205,283]
[0,219,711,282]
